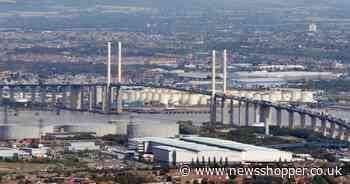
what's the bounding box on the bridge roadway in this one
[0,83,349,141]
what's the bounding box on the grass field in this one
[0,162,53,173]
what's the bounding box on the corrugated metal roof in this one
[131,137,233,153]
[153,145,189,152]
[180,136,284,152]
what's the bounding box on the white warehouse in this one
[180,136,292,163]
[129,136,292,165]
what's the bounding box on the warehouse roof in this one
[180,136,284,152]
[132,137,232,153]
[153,145,190,152]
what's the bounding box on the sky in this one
[1,0,350,31]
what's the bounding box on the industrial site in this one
[1,0,350,184]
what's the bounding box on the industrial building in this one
[22,147,50,158]
[234,71,341,81]
[65,141,100,152]
[256,65,306,71]
[128,136,293,165]
[231,78,287,88]
[180,136,292,162]
[0,120,128,140]
[0,147,30,159]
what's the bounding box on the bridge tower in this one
[117,41,122,83]
[116,41,123,114]
[210,50,217,126]
[107,42,112,85]
[103,42,112,113]
[220,49,229,125]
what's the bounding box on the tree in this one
[312,176,329,184]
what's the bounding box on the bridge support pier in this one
[330,122,337,139]
[89,86,97,112]
[276,108,282,128]
[229,99,234,126]
[40,87,46,105]
[70,86,80,110]
[253,103,257,123]
[288,111,294,129]
[321,118,327,137]
[245,102,249,126]
[0,86,3,102]
[254,103,260,124]
[61,87,67,107]
[300,113,306,128]
[78,87,84,110]
[51,88,57,105]
[220,98,228,125]
[311,116,317,131]
[30,87,36,103]
[9,87,15,102]
[116,86,123,114]
[0,87,3,102]
[260,105,271,136]
[237,101,241,126]
[210,96,217,127]
[21,87,26,99]
[102,85,111,114]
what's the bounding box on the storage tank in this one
[152,92,161,102]
[127,122,179,139]
[302,91,316,103]
[144,92,152,103]
[199,96,209,105]
[170,93,181,105]
[134,91,141,101]
[61,123,119,137]
[0,124,55,140]
[187,94,200,106]
[180,93,190,105]
[140,91,147,101]
[159,93,171,106]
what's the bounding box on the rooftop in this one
[131,137,232,153]
[180,136,285,153]
[153,145,190,152]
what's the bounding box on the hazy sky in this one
[1,0,350,31]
